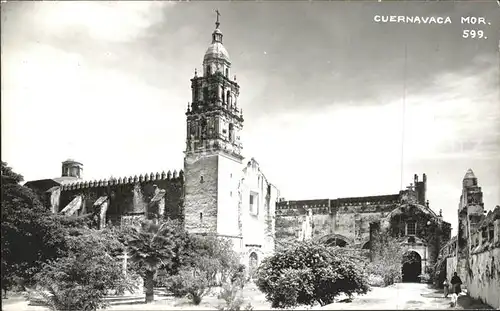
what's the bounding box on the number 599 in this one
[463,30,485,39]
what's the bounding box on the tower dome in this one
[203,10,231,65]
[61,159,83,179]
[463,168,476,179]
[203,40,230,63]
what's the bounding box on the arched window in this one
[206,65,211,75]
[225,68,229,77]
[228,123,234,142]
[227,90,232,107]
[203,87,208,101]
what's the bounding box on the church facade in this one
[25,14,452,278]
[275,173,452,280]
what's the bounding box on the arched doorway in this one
[402,251,422,283]
[249,252,258,279]
[325,237,348,247]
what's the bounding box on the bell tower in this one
[183,11,244,242]
[456,168,485,281]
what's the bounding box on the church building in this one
[24,14,279,274]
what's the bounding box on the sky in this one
[1,1,499,235]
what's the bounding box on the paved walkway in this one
[2,283,493,310]
[318,283,493,310]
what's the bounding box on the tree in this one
[32,228,134,311]
[367,230,405,286]
[255,241,369,308]
[184,234,241,285]
[1,162,60,292]
[123,219,189,303]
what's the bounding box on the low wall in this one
[467,248,500,309]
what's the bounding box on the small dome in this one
[463,168,476,179]
[204,42,230,63]
[62,158,83,166]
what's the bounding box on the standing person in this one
[443,277,449,298]
[450,272,463,307]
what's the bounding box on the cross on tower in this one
[215,9,221,29]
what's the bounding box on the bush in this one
[366,261,401,287]
[165,269,210,305]
[217,282,246,311]
[368,231,405,286]
[230,265,247,289]
[419,273,432,284]
[367,274,385,287]
[31,229,134,311]
[255,241,369,308]
[163,234,242,305]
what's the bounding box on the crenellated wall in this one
[54,170,184,225]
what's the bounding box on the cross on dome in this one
[215,9,221,29]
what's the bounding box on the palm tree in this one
[125,219,186,303]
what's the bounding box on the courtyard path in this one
[2,283,493,310]
[318,283,493,310]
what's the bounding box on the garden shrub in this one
[255,241,369,309]
[31,229,134,311]
[167,269,210,305]
[164,234,242,305]
[217,281,252,311]
[367,274,385,287]
[368,230,405,286]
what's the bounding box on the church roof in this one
[24,176,79,191]
[463,168,476,179]
[53,176,81,184]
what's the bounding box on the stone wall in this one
[184,154,219,233]
[466,210,500,309]
[275,196,400,248]
[56,171,183,225]
[241,158,278,264]
[439,207,500,309]
[467,248,500,308]
[217,154,243,238]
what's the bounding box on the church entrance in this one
[402,251,422,283]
